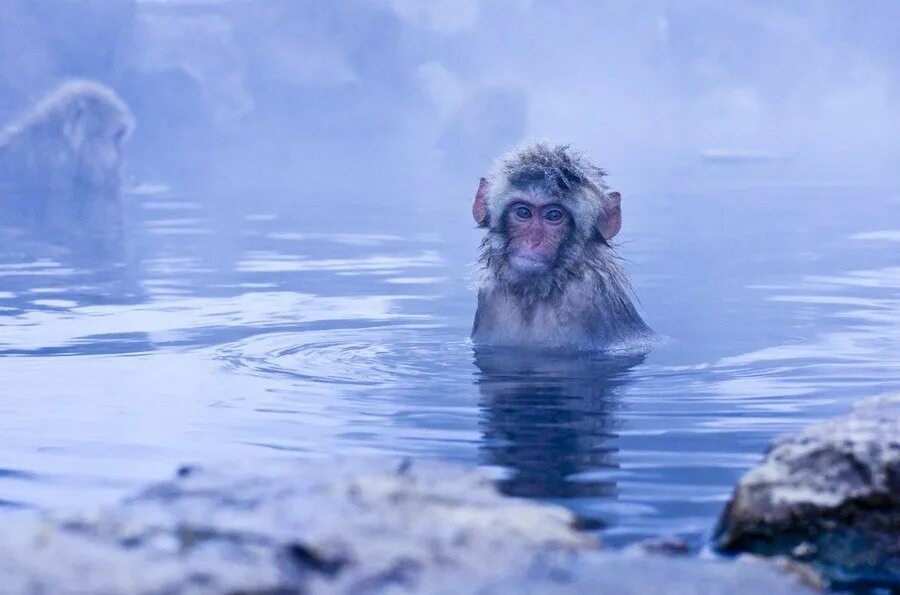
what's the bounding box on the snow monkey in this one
[0,79,134,192]
[0,80,134,249]
[471,143,651,351]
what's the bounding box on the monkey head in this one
[473,143,621,277]
[54,81,135,189]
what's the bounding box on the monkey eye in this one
[514,205,532,220]
[544,208,565,222]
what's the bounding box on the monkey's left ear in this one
[600,191,622,239]
[473,177,489,226]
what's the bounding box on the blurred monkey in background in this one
[0,80,134,250]
[0,80,134,192]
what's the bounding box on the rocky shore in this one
[0,394,896,593]
[716,392,900,590]
[0,458,814,595]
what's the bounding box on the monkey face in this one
[57,87,133,189]
[503,194,571,273]
[71,117,131,189]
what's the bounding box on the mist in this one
[2,0,897,205]
[3,3,900,576]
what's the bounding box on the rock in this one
[714,392,900,589]
[0,458,816,594]
[0,459,591,594]
[493,552,821,595]
[758,556,828,592]
[624,536,691,556]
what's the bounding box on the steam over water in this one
[1,1,900,550]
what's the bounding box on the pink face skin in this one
[504,193,571,273]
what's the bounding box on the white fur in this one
[482,142,615,246]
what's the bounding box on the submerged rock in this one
[624,535,692,556]
[0,459,813,594]
[715,392,900,589]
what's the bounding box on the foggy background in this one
[2,1,900,545]
[2,0,898,206]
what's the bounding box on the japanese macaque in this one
[0,80,134,251]
[0,80,134,193]
[471,143,651,351]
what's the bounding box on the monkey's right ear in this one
[473,177,489,226]
[600,191,622,240]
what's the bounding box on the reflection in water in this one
[0,186,131,272]
[475,348,643,525]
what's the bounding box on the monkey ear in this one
[473,177,489,225]
[600,191,622,240]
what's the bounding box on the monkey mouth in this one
[508,253,553,273]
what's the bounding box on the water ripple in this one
[217,325,472,387]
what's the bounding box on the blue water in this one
[1,175,898,550]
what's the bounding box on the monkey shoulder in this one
[472,278,650,350]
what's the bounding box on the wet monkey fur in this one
[0,80,134,249]
[0,80,134,193]
[471,143,651,351]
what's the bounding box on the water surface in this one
[1,179,898,549]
